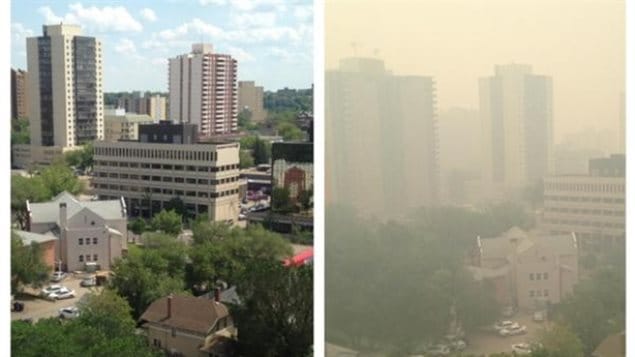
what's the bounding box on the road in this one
[11,275,102,322]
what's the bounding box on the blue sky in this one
[11,0,313,91]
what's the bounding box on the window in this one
[93,237,98,244]
[86,238,90,245]
[93,254,98,261]
[529,273,534,280]
[86,255,92,262]
[543,273,548,280]
[79,238,84,245]
[79,255,84,262]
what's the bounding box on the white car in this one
[41,285,64,297]
[533,311,546,322]
[494,320,518,331]
[512,343,532,355]
[500,325,527,337]
[51,271,67,282]
[48,287,75,300]
[426,344,451,356]
[59,306,80,319]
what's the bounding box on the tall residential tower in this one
[26,24,103,148]
[169,44,238,137]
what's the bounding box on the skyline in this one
[11,0,313,92]
[326,0,624,143]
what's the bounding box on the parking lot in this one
[11,275,102,323]
[463,312,550,356]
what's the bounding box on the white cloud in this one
[229,0,285,11]
[232,12,276,28]
[199,0,227,5]
[226,46,254,62]
[11,23,34,45]
[37,4,143,32]
[151,58,167,65]
[268,46,310,63]
[293,5,312,21]
[115,38,136,54]
[140,8,157,22]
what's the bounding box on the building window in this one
[86,255,92,262]
[93,254,98,261]
[86,238,90,245]
[79,238,83,245]
[79,255,84,262]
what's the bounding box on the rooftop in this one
[28,191,125,225]
[140,295,229,335]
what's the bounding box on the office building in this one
[238,81,267,123]
[479,64,553,197]
[92,121,240,223]
[11,68,28,120]
[104,108,154,142]
[169,44,238,137]
[27,24,103,148]
[539,154,625,248]
[326,57,438,218]
[117,92,167,121]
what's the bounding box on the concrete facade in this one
[169,44,238,136]
[11,68,28,120]
[117,93,167,121]
[104,109,154,142]
[26,24,103,149]
[92,139,240,223]
[238,81,267,123]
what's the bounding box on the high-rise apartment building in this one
[326,58,438,218]
[169,44,238,137]
[26,24,103,148]
[238,81,267,123]
[117,92,167,121]
[479,64,553,197]
[11,68,28,120]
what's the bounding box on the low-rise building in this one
[238,81,267,123]
[104,108,154,142]
[92,121,240,223]
[25,191,127,272]
[539,154,625,249]
[11,144,72,169]
[13,230,57,270]
[139,294,236,357]
[469,227,578,310]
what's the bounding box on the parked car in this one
[41,284,64,297]
[11,301,24,312]
[59,306,80,319]
[511,343,532,355]
[533,311,546,322]
[80,276,96,287]
[449,339,467,351]
[426,344,451,356]
[238,213,247,221]
[51,271,67,282]
[500,325,527,337]
[494,320,518,331]
[48,287,75,300]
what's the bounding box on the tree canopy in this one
[11,232,49,293]
[150,209,182,235]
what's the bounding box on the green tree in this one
[11,232,49,293]
[277,121,305,141]
[538,323,584,357]
[39,161,83,196]
[11,117,30,145]
[128,218,147,235]
[252,137,271,164]
[65,143,94,172]
[164,196,187,219]
[272,187,292,213]
[240,150,255,169]
[298,189,313,210]
[150,209,182,235]
[233,259,313,357]
[11,174,48,229]
[238,108,253,128]
[240,135,258,150]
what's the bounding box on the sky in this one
[326,0,625,143]
[11,0,313,92]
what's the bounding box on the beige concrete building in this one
[12,144,72,169]
[11,68,28,120]
[479,64,553,198]
[169,44,238,136]
[92,122,240,223]
[238,81,267,123]
[27,24,103,149]
[470,227,578,310]
[117,93,167,121]
[25,191,127,272]
[104,108,154,142]
[140,295,235,357]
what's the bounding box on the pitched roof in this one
[480,228,577,261]
[140,295,230,335]
[14,230,57,245]
[28,191,124,225]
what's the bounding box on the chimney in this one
[59,203,67,228]
[214,288,220,303]
[167,295,173,318]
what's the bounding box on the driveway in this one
[11,275,102,323]
[463,312,551,355]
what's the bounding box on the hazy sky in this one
[11,0,313,92]
[326,0,624,142]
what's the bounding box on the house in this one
[468,227,578,310]
[139,294,236,357]
[13,230,57,270]
[25,191,127,272]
